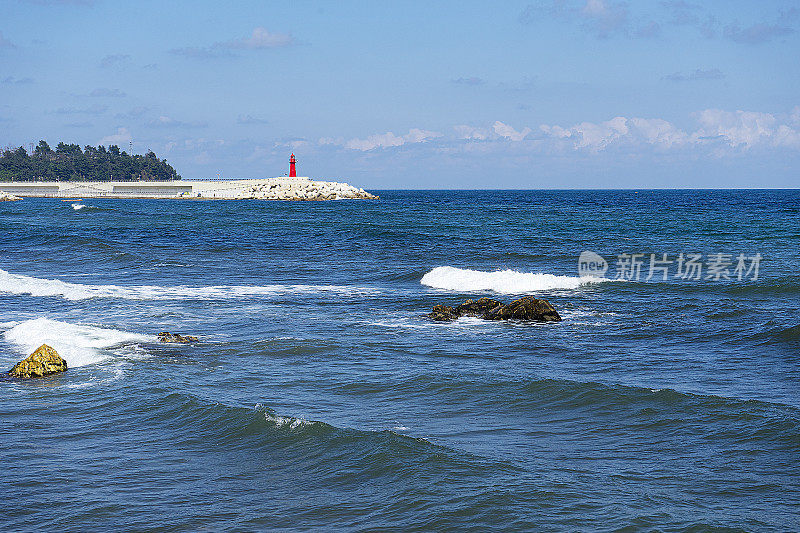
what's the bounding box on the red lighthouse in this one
[289,153,297,177]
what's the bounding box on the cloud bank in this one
[328,129,443,151]
[324,107,800,155]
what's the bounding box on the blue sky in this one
[1,0,799,188]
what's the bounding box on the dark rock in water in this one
[483,296,561,322]
[427,304,460,322]
[7,344,67,378]
[455,297,503,317]
[158,331,198,344]
[427,296,561,322]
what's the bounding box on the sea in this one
[1,190,798,531]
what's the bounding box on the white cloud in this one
[404,128,440,143]
[345,132,403,151]
[774,125,800,148]
[274,139,310,151]
[540,109,800,151]
[454,125,489,140]
[493,121,531,141]
[316,108,800,157]
[147,115,207,128]
[692,109,800,148]
[580,0,631,37]
[174,27,294,58]
[98,127,132,146]
[1,76,33,84]
[344,128,442,151]
[628,117,688,147]
[540,116,687,150]
[541,116,630,150]
[792,106,800,125]
[220,27,293,49]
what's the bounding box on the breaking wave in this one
[420,266,611,293]
[3,317,152,367]
[0,269,375,301]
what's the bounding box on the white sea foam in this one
[420,266,611,294]
[3,317,153,368]
[0,269,375,301]
[72,203,86,210]
[264,412,310,429]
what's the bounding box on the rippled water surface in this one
[1,190,799,531]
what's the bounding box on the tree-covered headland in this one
[0,141,180,182]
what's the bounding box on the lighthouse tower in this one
[289,153,297,177]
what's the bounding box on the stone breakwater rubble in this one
[0,191,21,201]
[232,179,378,201]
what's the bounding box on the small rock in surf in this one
[427,296,561,323]
[7,344,67,378]
[158,332,198,344]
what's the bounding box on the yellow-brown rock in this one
[7,344,67,378]
[158,331,198,343]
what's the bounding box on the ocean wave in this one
[2,317,152,368]
[0,268,376,301]
[333,374,800,436]
[145,392,502,479]
[420,266,612,293]
[750,323,800,346]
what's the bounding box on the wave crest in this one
[0,269,375,301]
[420,266,610,293]
[3,317,152,368]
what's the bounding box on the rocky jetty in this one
[428,296,561,322]
[241,179,378,201]
[7,344,67,378]
[0,191,21,201]
[158,331,198,343]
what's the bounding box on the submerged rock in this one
[483,296,561,322]
[7,344,67,378]
[428,296,561,323]
[428,304,460,322]
[455,297,504,317]
[158,332,198,344]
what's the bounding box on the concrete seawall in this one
[0,177,378,200]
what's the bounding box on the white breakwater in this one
[420,266,612,293]
[3,317,152,367]
[0,177,378,201]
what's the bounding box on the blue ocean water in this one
[1,190,798,531]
